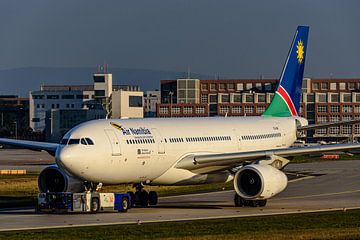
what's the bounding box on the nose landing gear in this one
[129,183,158,207]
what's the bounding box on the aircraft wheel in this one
[148,191,158,206]
[139,190,149,207]
[234,193,244,207]
[127,191,135,207]
[119,197,129,212]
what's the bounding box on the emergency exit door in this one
[104,129,121,156]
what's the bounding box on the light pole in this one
[169,91,174,118]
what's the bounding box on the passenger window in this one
[85,138,94,145]
[68,139,80,145]
[80,138,87,145]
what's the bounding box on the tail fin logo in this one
[296,40,304,64]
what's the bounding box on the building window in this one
[246,83,252,90]
[183,106,193,114]
[330,83,337,90]
[343,93,352,103]
[201,94,208,103]
[330,93,339,102]
[51,104,55,108]
[236,84,243,91]
[219,83,226,91]
[210,83,216,91]
[329,115,340,122]
[348,82,356,90]
[159,106,169,114]
[317,115,327,123]
[355,105,360,113]
[329,127,340,134]
[256,106,266,113]
[257,94,266,103]
[227,83,235,90]
[171,106,180,114]
[264,83,272,91]
[71,104,74,108]
[209,94,217,103]
[36,104,40,109]
[339,82,346,90]
[62,95,75,99]
[219,106,230,114]
[195,106,205,114]
[343,105,352,113]
[41,104,45,108]
[47,95,59,99]
[255,83,262,91]
[316,128,326,135]
[66,104,69,108]
[307,94,315,103]
[342,115,352,121]
[317,94,327,103]
[129,96,143,107]
[312,83,320,90]
[32,118,40,122]
[317,105,327,113]
[355,125,360,134]
[93,76,105,82]
[321,82,328,90]
[56,104,59,108]
[231,106,241,113]
[355,93,360,103]
[33,95,45,99]
[201,83,208,91]
[245,94,254,103]
[244,106,254,113]
[220,94,229,103]
[232,94,241,103]
[330,105,340,113]
[342,125,352,134]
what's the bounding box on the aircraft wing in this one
[175,143,360,173]
[0,138,59,156]
[298,119,360,131]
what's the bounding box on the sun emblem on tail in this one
[296,40,304,64]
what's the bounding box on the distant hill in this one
[0,67,210,97]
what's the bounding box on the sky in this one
[0,0,359,79]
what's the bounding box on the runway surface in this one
[0,160,359,232]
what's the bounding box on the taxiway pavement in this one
[0,160,359,231]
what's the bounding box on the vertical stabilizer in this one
[262,26,309,117]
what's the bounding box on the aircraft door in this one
[233,129,242,151]
[151,128,165,154]
[104,129,121,156]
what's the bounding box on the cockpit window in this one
[68,139,80,145]
[60,139,69,145]
[80,138,87,145]
[85,138,94,145]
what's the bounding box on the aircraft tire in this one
[234,193,244,207]
[148,191,158,206]
[139,190,149,207]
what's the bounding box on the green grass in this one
[0,209,359,239]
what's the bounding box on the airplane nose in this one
[56,147,73,171]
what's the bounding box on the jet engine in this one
[234,164,287,200]
[38,165,84,193]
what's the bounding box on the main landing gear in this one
[128,183,158,207]
[234,193,267,207]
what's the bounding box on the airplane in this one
[1,26,360,208]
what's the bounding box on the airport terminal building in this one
[30,73,143,142]
[157,78,360,142]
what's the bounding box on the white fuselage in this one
[56,116,299,186]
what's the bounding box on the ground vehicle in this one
[36,192,131,213]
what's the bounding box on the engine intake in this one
[38,165,84,193]
[234,164,287,200]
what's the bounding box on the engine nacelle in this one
[234,164,287,200]
[38,165,84,193]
